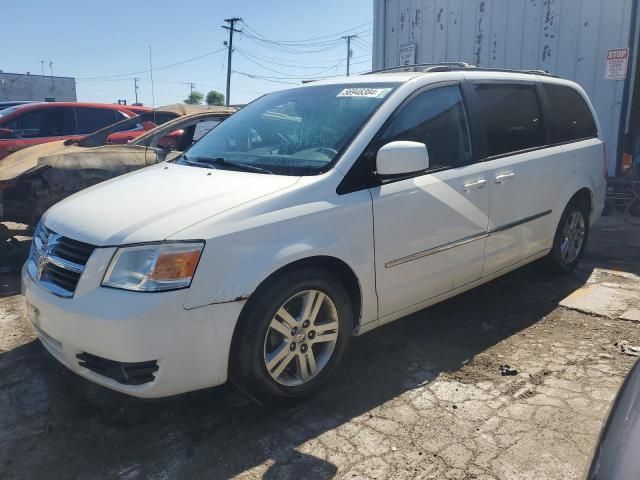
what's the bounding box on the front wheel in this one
[230,267,353,404]
[546,197,590,273]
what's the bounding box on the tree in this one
[184,91,204,105]
[206,90,225,106]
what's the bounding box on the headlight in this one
[102,242,204,292]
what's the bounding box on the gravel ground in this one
[1,214,639,480]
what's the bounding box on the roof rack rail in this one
[459,66,557,77]
[364,63,557,78]
[364,62,474,75]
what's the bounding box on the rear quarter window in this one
[543,84,598,142]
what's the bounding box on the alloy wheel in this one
[560,210,586,264]
[263,289,339,386]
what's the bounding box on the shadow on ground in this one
[1,217,639,479]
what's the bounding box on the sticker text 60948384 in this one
[337,88,392,98]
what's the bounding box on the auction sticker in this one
[337,87,392,98]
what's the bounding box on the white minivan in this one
[23,66,606,402]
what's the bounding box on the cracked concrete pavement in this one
[1,213,639,480]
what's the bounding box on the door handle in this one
[494,172,515,183]
[462,179,487,191]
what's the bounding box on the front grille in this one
[28,223,96,298]
[76,352,159,385]
[54,236,95,265]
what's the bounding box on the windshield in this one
[178,83,398,175]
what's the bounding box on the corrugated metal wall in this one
[373,0,637,174]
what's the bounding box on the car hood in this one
[43,163,301,246]
[0,140,71,181]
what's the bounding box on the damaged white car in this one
[23,67,605,402]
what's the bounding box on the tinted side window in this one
[6,108,76,137]
[75,108,119,134]
[42,108,77,136]
[5,110,44,138]
[475,84,546,156]
[379,85,472,169]
[544,84,597,142]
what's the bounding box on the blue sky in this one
[3,0,373,106]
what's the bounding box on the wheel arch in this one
[569,186,593,219]
[241,255,363,329]
[228,255,364,383]
[554,184,595,232]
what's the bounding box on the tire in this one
[230,267,353,404]
[545,196,590,273]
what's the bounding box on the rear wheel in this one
[230,267,353,404]
[546,197,590,273]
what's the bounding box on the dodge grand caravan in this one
[23,65,606,402]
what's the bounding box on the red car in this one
[0,102,150,160]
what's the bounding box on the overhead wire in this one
[76,19,374,101]
[241,20,372,44]
[77,47,227,80]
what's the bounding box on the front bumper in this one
[22,261,244,398]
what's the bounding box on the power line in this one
[355,37,372,47]
[241,20,372,44]
[232,70,299,85]
[236,47,358,69]
[235,48,344,78]
[230,48,368,65]
[240,33,345,55]
[77,47,226,80]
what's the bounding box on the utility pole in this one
[189,82,195,94]
[222,17,242,106]
[134,78,139,104]
[342,34,357,76]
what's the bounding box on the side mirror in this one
[0,128,15,140]
[376,140,429,177]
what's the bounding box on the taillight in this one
[603,143,608,178]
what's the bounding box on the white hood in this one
[43,163,300,246]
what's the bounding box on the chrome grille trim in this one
[28,223,95,298]
[45,253,84,274]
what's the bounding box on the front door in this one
[370,84,491,317]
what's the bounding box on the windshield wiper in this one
[184,155,273,175]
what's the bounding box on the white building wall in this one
[373,0,637,175]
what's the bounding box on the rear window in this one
[544,84,597,142]
[140,111,179,125]
[475,84,546,157]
